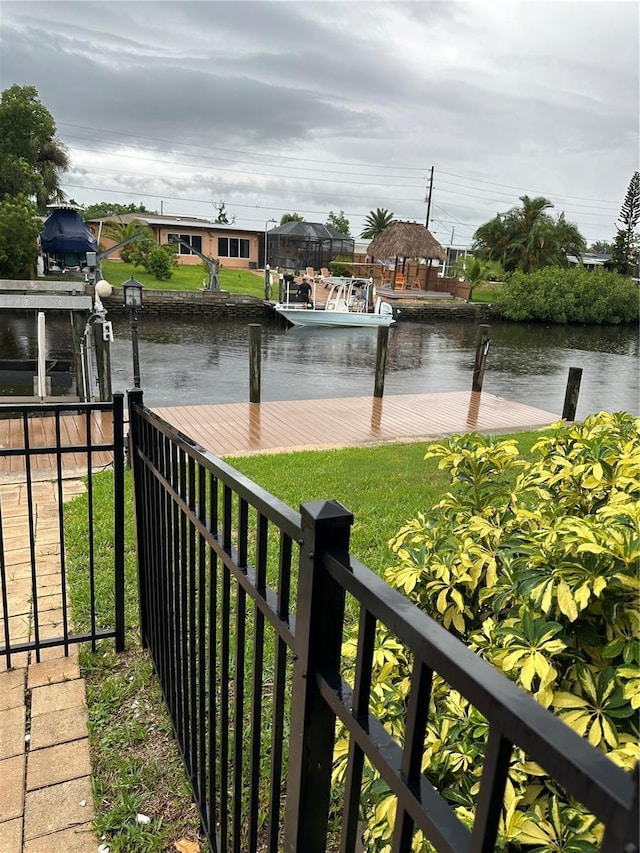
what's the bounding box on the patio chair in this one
[305,267,317,281]
[394,273,407,290]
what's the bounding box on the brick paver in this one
[0,754,25,822]
[27,739,92,791]
[29,704,89,751]
[23,823,96,853]
[30,677,86,717]
[23,777,94,840]
[0,706,26,759]
[0,669,25,711]
[0,817,22,853]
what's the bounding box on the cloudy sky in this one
[1,0,637,245]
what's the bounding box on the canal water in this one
[1,313,637,421]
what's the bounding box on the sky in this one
[0,0,638,247]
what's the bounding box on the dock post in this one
[373,325,390,399]
[249,324,262,403]
[472,324,491,392]
[562,367,582,420]
[93,320,113,401]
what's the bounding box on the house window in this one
[167,233,202,255]
[218,238,250,258]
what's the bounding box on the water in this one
[1,313,638,420]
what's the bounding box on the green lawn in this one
[100,259,265,297]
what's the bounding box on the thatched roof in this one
[367,221,445,261]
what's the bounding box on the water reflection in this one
[1,312,637,420]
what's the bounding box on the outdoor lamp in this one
[122,277,144,388]
[122,277,144,309]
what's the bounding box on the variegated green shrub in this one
[333,411,640,851]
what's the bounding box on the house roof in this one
[87,213,259,233]
[367,221,446,261]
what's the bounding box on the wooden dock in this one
[153,392,560,457]
[0,392,559,476]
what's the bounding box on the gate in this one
[0,395,125,668]
[128,389,638,852]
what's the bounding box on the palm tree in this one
[360,208,394,240]
[101,218,154,263]
[450,255,504,299]
[35,138,70,210]
[473,196,586,273]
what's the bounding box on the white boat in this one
[275,278,396,328]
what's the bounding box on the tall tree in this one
[326,210,350,235]
[0,85,70,211]
[82,201,150,221]
[473,195,586,273]
[280,212,304,225]
[360,208,394,239]
[611,171,640,275]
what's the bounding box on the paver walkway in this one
[0,478,98,853]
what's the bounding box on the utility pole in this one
[425,166,434,230]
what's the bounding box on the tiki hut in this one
[367,221,445,290]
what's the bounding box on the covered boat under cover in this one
[39,207,97,268]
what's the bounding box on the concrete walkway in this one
[0,478,98,853]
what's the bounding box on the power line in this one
[58,121,426,174]
[65,166,424,203]
[62,181,418,225]
[64,133,424,182]
[68,144,423,188]
[438,168,621,205]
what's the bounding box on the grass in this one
[100,259,265,297]
[64,431,543,850]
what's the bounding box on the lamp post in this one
[122,277,143,388]
[264,218,276,300]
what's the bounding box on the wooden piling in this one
[562,367,582,420]
[472,324,491,393]
[249,324,262,403]
[373,325,390,399]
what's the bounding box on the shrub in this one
[333,412,640,850]
[492,266,639,324]
[329,255,353,276]
[142,245,178,280]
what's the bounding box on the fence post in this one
[562,367,582,420]
[373,325,389,399]
[112,393,126,652]
[284,499,354,853]
[472,324,491,392]
[127,388,149,649]
[249,324,261,403]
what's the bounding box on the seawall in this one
[101,289,493,322]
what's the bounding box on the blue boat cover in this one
[40,209,98,255]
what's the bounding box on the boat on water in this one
[274,278,396,328]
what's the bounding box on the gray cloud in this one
[1,0,637,241]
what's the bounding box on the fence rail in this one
[128,391,639,853]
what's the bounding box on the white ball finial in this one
[95,279,113,298]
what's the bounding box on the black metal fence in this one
[0,396,125,668]
[128,390,639,853]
